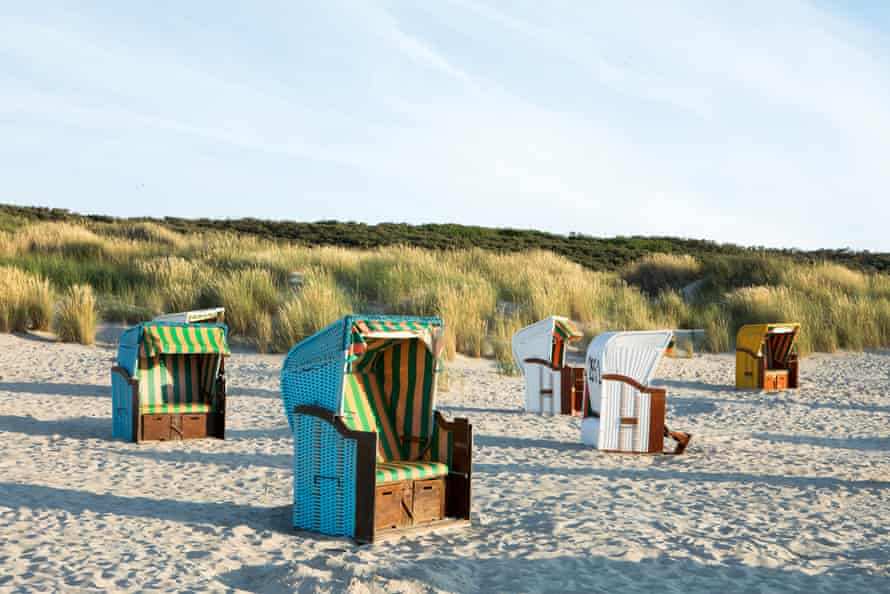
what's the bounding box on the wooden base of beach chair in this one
[373,518,472,542]
[362,417,471,543]
[139,412,225,442]
[374,477,446,531]
[372,475,474,541]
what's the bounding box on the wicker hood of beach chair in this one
[280,315,472,543]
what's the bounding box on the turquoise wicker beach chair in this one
[112,321,230,442]
[280,315,472,543]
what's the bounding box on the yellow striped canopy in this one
[139,324,230,358]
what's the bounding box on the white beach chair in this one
[512,316,585,415]
[582,330,690,454]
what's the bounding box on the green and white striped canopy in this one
[139,324,230,358]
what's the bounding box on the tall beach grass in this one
[1,221,889,361]
[0,266,55,333]
[53,284,97,345]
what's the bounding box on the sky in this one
[2,1,890,251]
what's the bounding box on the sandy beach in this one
[1,331,889,593]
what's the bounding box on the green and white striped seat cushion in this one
[376,461,449,484]
[141,402,214,414]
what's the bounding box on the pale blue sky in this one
[2,2,889,250]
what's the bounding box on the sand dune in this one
[1,332,889,593]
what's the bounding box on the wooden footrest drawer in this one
[140,413,217,441]
[182,414,208,438]
[412,478,445,524]
[375,477,447,533]
[764,370,789,390]
[375,482,411,532]
[142,415,171,441]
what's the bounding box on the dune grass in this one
[53,284,97,345]
[272,269,355,353]
[1,221,890,362]
[0,266,56,333]
[623,253,701,296]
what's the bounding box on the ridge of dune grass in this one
[1,220,889,362]
[4,202,890,274]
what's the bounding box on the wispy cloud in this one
[0,2,889,248]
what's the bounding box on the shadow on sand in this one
[474,434,585,452]
[109,447,291,470]
[228,387,281,399]
[438,405,525,416]
[754,432,890,452]
[655,378,732,393]
[0,381,109,398]
[473,462,890,493]
[0,414,109,440]
[670,393,890,415]
[0,482,293,534]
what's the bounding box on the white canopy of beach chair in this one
[582,330,672,450]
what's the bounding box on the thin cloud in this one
[0,2,888,249]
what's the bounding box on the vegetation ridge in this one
[1,203,889,366]
[2,204,888,274]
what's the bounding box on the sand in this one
[1,330,889,593]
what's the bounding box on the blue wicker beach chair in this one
[111,321,230,442]
[280,315,472,543]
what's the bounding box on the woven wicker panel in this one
[281,320,348,430]
[292,412,356,537]
[281,358,343,432]
[111,371,133,441]
[282,319,347,373]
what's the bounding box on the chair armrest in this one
[294,405,377,442]
[433,412,472,520]
[433,412,472,475]
[523,358,558,369]
[600,373,665,396]
[735,347,761,359]
[111,366,139,386]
